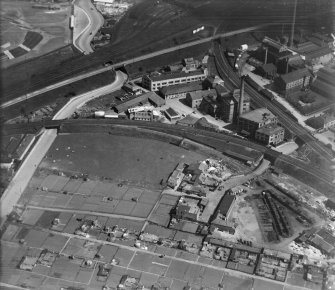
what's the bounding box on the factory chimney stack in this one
[238,76,245,117]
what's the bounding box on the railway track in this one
[3,118,334,186]
[213,41,334,161]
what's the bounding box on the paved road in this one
[73,0,104,54]
[0,129,57,227]
[53,70,127,120]
[0,72,127,227]
[1,24,270,109]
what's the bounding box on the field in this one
[1,0,72,66]
[39,133,206,188]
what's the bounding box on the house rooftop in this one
[240,108,276,123]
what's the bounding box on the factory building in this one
[132,111,152,122]
[238,108,279,138]
[310,67,335,100]
[220,88,250,123]
[214,194,236,221]
[142,69,207,91]
[307,33,335,50]
[274,68,312,94]
[296,41,334,66]
[255,124,285,146]
[185,89,216,109]
[159,81,203,100]
[305,114,335,132]
[199,79,250,124]
[114,92,165,113]
[262,36,293,65]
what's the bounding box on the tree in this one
[300,94,315,104]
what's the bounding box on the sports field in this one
[40,133,206,188]
[1,0,72,65]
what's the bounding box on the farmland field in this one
[39,133,206,188]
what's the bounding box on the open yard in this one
[39,133,206,188]
[231,195,263,244]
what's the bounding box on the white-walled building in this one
[142,69,207,91]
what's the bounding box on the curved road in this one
[0,72,127,226]
[73,0,104,54]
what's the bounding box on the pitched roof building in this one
[114,92,165,113]
[159,81,203,100]
[274,68,312,93]
[185,89,216,108]
[215,194,236,220]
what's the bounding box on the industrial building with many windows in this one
[274,68,312,94]
[255,124,285,146]
[142,69,207,91]
[159,81,203,100]
[238,108,279,138]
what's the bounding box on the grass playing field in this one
[40,133,206,188]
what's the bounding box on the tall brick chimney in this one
[238,76,245,117]
[264,46,268,64]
